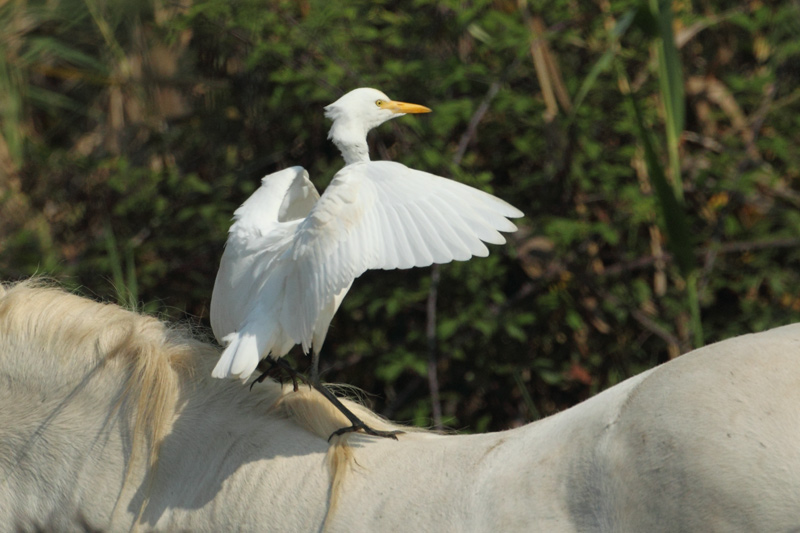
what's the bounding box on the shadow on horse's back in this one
[2,280,800,532]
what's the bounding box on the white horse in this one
[2,281,800,532]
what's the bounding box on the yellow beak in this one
[383,100,432,114]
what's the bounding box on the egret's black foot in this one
[250,356,306,392]
[310,380,403,442]
[328,423,403,441]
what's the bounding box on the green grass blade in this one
[513,370,540,421]
[686,271,704,348]
[626,82,695,278]
[0,57,24,170]
[626,82,703,347]
[650,0,684,198]
[124,245,138,310]
[103,223,129,307]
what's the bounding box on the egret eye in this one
[375,100,384,107]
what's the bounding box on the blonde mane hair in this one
[0,280,414,526]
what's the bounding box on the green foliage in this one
[2,0,800,432]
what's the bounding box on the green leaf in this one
[571,9,637,118]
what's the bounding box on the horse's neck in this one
[1,366,130,531]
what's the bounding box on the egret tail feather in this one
[211,334,239,379]
[212,331,261,382]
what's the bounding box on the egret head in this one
[324,88,431,130]
[324,88,431,165]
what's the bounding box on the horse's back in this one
[328,325,800,533]
[593,323,800,532]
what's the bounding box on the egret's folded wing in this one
[283,160,523,348]
[210,226,297,342]
[278,168,320,222]
[211,165,316,342]
[230,166,319,236]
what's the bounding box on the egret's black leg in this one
[310,350,320,388]
[255,352,402,440]
[311,380,404,441]
[250,356,305,392]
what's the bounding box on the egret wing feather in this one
[230,166,317,235]
[282,161,523,352]
[278,169,320,222]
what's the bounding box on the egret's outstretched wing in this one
[210,166,319,344]
[283,160,523,351]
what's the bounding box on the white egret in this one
[210,87,523,437]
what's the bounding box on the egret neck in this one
[327,118,370,165]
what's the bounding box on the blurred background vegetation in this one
[2,0,799,432]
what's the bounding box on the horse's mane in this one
[0,280,411,518]
[0,281,203,484]
[0,279,408,438]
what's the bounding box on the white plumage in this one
[211,88,523,383]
